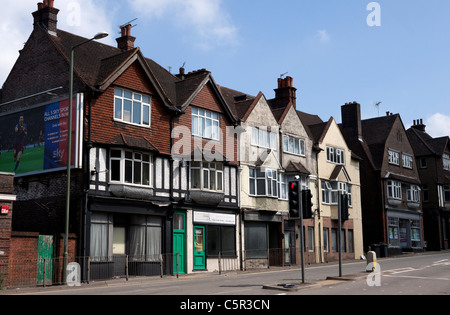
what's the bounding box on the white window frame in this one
[388,150,400,165]
[251,127,277,150]
[110,149,152,187]
[402,154,413,169]
[283,135,305,156]
[443,154,450,171]
[278,173,288,200]
[192,107,220,140]
[387,180,402,200]
[249,167,279,198]
[114,87,151,127]
[326,146,345,165]
[190,161,224,192]
[406,185,421,203]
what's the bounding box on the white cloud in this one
[0,0,116,86]
[425,113,450,138]
[127,0,238,50]
[317,29,330,43]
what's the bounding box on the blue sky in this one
[2,0,450,137]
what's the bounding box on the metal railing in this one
[0,248,319,289]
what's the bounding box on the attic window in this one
[192,107,220,140]
[114,87,151,127]
[444,154,450,171]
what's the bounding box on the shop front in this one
[386,209,423,255]
[173,209,240,274]
[86,198,172,280]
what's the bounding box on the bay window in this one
[406,185,421,203]
[249,167,282,198]
[110,149,152,186]
[387,180,402,200]
[321,181,352,206]
[191,161,223,192]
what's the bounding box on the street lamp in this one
[63,32,109,283]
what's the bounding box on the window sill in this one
[407,202,420,209]
[189,189,224,205]
[109,183,153,199]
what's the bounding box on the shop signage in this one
[193,212,236,226]
[1,206,9,215]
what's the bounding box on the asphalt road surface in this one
[4,251,449,297]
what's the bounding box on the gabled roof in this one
[329,165,351,182]
[407,127,450,157]
[285,160,311,175]
[40,25,237,121]
[306,117,334,144]
[296,110,324,141]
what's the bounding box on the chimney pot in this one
[116,24,136,51]
[274,76,297,109]
[33,1,59,34]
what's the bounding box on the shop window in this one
[206,226,236,257]
[244,222,268,259]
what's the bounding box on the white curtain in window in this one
[90,213,112,261]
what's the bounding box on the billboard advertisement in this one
[0,94,84,176]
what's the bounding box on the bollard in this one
[366,251,377,272]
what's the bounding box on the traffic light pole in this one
[299,189,305,284]
[338,192,343,278]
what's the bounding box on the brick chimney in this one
[116,24,136,51]
[32,0,59,35]
[341,102,363,141]
[411,119,426,132]
[273,76,297,109]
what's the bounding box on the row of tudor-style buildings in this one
[0,2,449,281]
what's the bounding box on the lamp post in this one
[63,32,108,283]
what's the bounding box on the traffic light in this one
[340,193,349,221]
[288,181,300,218]
[302,189,314,219]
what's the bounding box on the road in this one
[4,251,449,298]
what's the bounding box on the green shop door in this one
[193,226,206,270]
[37,235,54,286]
[173,212,186,274]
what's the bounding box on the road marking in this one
[385,267,417,274]
[384,275,450,281]
[432,259,450,266]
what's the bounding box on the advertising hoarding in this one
[0,94,84,176]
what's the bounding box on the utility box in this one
[366,251,377,272]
